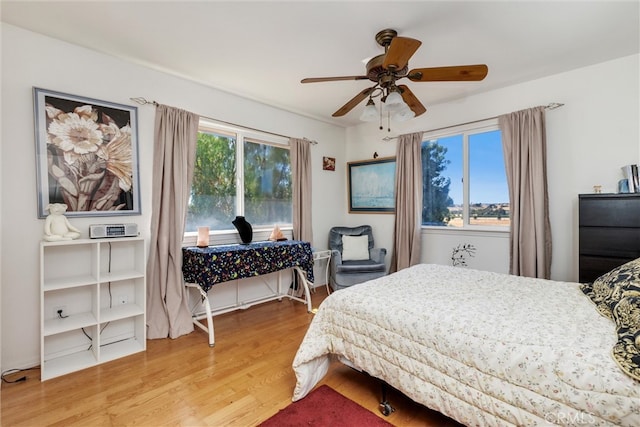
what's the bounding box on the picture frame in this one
[347,156,396,213]
[33,87,141,218]
[322,156,336,171]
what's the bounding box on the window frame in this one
[184,119,292,243]
[421,118,509,233]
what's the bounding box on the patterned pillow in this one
[580,258,640,319]
[611,295,640,381]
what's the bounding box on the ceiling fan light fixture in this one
[382,90,406,113]
[360,99,378,122]
[393,104,415,122]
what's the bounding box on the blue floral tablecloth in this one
[182,240,314,292]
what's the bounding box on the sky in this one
[435,129,509,205]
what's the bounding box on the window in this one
[242,138,292,225]
[185,121,291,232]
[421,122,509,229]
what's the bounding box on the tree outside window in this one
[186,127,291,232]
[421,126,509,229]
[243,140,291,226]
[187,131,237,232]
[422,140,453,225]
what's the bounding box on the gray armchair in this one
[328,225,387,291]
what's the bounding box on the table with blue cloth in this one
[182,240,314,346]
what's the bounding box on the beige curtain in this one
[499,106,552,279]
[146,105,199,339]
[290,138,313,243]
[390,131,424,273]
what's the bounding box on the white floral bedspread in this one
[292,264,640,426]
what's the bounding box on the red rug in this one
[259,385,394,427]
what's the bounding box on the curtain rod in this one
[130,97,318,145]
[381,102,565,142]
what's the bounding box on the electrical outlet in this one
[118,295,128,305]
[54,305,67,318]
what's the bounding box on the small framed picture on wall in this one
[322,156,336,171]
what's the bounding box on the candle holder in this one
[197,226,210,247]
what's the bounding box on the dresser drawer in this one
[579,227,640,258]
[579,255,635,283]
[579,195,640,227]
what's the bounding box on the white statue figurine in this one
[43,203,81,241]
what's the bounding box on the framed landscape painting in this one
[33,88,141,218]
[347,157,396,213]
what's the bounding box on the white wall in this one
[345,54,640,281]
[0,24,346,371]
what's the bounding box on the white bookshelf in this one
[40,237,146,380]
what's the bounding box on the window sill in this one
[421,226,509,238]
[183,226,293,247]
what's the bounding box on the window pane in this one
[422,135,462,227]
[469,130,510,226]
[186,131,237,232]
[243,140,292,227]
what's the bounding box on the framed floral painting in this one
[33,88,141,218]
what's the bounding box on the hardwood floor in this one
[2,289,462,426]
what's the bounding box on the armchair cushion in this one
[336,259,386,274]
[342,235,370,261]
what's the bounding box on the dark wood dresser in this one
[579,193,640,283]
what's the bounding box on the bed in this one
[292,263,640,426]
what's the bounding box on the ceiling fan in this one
[301,29,488,121]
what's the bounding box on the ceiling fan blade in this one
[408,64,489,82]
[301,75,369,83]
[398,85,427,117]
[383,37,422,71]
[332,86,376,117]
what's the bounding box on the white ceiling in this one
[2,1,639,127]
